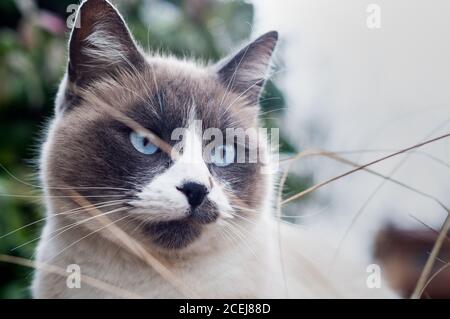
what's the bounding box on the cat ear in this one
[67,0,145,86]
[216,31,278,106]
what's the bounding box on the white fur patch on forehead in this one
[175,119,210,185]
[180,125,202,159]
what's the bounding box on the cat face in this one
[42,0,277,250]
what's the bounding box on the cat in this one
[32,0,397,298]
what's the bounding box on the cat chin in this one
[139,208,220,250]
[143,219,201,250]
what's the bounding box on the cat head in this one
[43,0,278,251]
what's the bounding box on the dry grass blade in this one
[277,135,450,299]
[317,152,449,267]
[281,133,450,205]
[65,189,200,298]
[276,158,342,297]
[295,150,450,298]
[276,154,294,297]
[0,254,142,298]
[417,260,450,298]
[411,214,450,299]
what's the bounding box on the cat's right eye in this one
[129,131,159,155]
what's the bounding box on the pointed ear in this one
[68,0,145,86]
[216,31,278,105]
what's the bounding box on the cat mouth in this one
[138,206,219,250]
[143,214,215,250]
[143,219,200,249]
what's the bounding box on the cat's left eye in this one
[210,144,235,167]
[129,131,159,155]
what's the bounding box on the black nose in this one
[177,182,209,208]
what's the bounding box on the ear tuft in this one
[216,31,278,106]
[68,0,144,86]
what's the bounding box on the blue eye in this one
[130,131,159,155]
[211,144,235,167]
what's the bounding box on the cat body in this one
[33,0,396,299]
